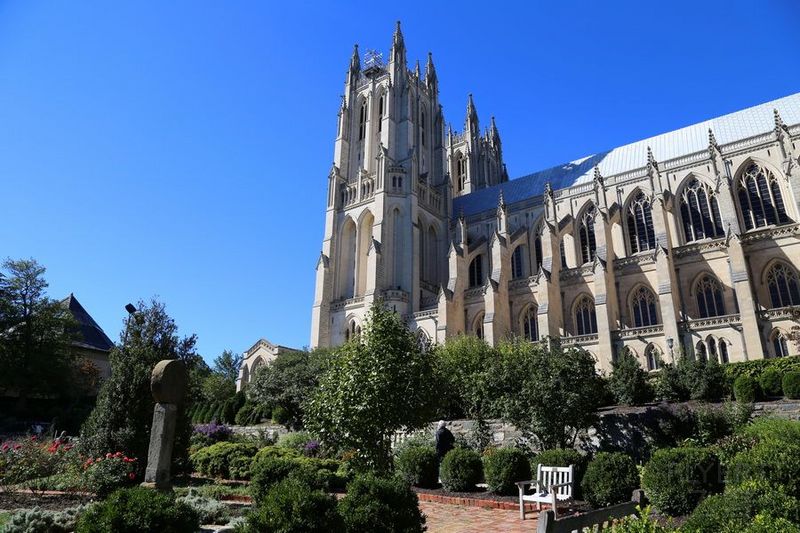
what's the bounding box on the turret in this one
[347,44,360,87]
[425,53,438,93]
[390,21,406,73]
[466,94,479,138]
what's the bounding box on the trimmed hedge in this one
[682,481,800,533]
[734,375,758,403]
[641,447,721,516]
[741,417,800,444]
[581,452,639,508]
[75,487,198,533]
[727,439,800,497]
[482,448,531,496]
[783,371,800,399]
[338,474,426,533]
[243,476,342,533]
[250,452,343,504]
[189,442,259,480]
[724,355,800,386]
[395,446,438,488]
[440,448,482,492]
[758,367,783,397]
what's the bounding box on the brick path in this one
[420,501,539,533]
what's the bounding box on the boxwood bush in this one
[242,476,342,533]
[439,448,482,492]
[783,371,800,400]
[189,441,258,480]
[734,375,758,403]
[75,487,198,533]
[681,481,800,533]
[395,445,438,488]
[727,439,800,497]
[581,452,639,508]
[531,448,588,497]
[741,417,800,445]
[641,447,721,515]
[338,474,426,533]
[482,448,531,495]
[758,367,783,397]
[724,355,800,384]
[250,452,343,503]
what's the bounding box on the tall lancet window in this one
[631,286,659,327]
[695,275,725,318]
[626,192,656,253]
[468,255,484,288]
[358,101,367,141]
[679,179,724,243]
[579,205,597,264]
[456,153,466,192]
[534,235,543,272]
[738,163,790,230]
[766,262,800,308]
[420,109,426,147]
[522,306,538,341]
[378,94,384,133]
[574,295,597,335]
[511,245,526,280]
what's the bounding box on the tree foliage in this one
[494,338,604,450]
[433,335,499,419]
[80,298,201,471]
[0,259,82,404]
[609,349,653,405]
[248,347,332,429]
[305,302,438,471]
[212,349,242,384]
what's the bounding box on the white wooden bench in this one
[516,464,575,520]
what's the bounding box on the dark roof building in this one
[60,293,114,380]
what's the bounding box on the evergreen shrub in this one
[727,439,800,497]
[482,448,531,495]
[734,375,758,403]
[581,452,639,508]
[439,448,482,492]
[641,447,721,515]
[189,442,258,480]
[783,371,800,399]
[75,487,198,533]
[242,476,342,533]
[759,367,783,397]
[338,474,426,533]
[395,445,438,488]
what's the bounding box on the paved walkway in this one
[420,501,539,533]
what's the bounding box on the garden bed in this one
[412,486,590,514]
[0,491,93,513]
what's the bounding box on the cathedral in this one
[310,22,800,372]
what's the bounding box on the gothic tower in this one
[311,22,450,348]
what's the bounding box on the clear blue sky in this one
[2,1,798,364]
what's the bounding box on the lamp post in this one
[667,337,675,363]
[123,303,137,347]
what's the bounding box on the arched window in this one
[474,313,485,340]
[522,306,538,341]
[574,295,597,335]
[766,262,800,308]
[579,206,597,264]
[695,275,725,318]
[719,339,729,363]
[772,330,790,358]
[345,320,360,342]
[416,329,431,352]
[708,337,717,362]
[420,109,426,147]
[378,94,385,133]
[560,240,567,269]
[626,191,656,253]
[511,245,526,280]
[424,226,438,283]
[679,179,724,243]
[630,286,659,327]
[534,235,543,272]
[695,341,707,362]
[456,153,466,192]
[645,345,662,371]
[468,255,484,288]
[358,101,367,141]
[738,163,790,230]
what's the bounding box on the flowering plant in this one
[82,452,138,496]
[304,440,321,457]
[193,422,232,444]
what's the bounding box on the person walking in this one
[435,420,455,463]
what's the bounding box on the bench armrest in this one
[515,479,543,489]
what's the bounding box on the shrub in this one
[641,447,721,515]
[682,357,727,401]
[82,452,138,496]
[272,405,290,425]
[395,445,438,488]
[250,453,342,503]
[609,350,653,406]
[277,431,314,453]
[741,417,800,445]
[744,513,800,533]
[694,402,752,446]
[531,449,588,497]
[189,442,258,480]
[242,476,342,533]
[582,452,639,508]
[734,375,758,403]
[759,367,783,397]
[682,481,800,533]
[714,433,759,467]
[439,448,482,492]
[176,489,231,526]
[338,474,426,533]
[727,439,800,497]
[783,371,800,399]
[724,355,800,385]
[4,506,85,533]
[654,362,686,402]
[607,505,667,532]
[193,422,232,444]
[235,401,255,425]
[482,448,530,495]
[75,487,199,533]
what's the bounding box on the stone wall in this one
[229,423,288,442]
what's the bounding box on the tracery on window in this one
[631,286,659,327]
[738,163,790,231]
[766,262,800,308]
[579,205,597,264]
[679,179,724,243]
[574,295,597,335]
[626,191,656,253]
[695,275,725,318]
[522,306,538,341]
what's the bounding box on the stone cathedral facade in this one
[310,23,800,372]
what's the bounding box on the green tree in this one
[305,302,438,471]
[248,347,332,429]
[201,373,236,404]
[80,298,201,471]
[495,338,603,450]
[609,349,652,405]
[213,349,242,383]
[433,335,499,419]
[0,259,81,407]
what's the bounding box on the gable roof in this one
[453,92,800,217]
[61,293,115,353]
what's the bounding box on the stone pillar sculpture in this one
[142,359,187,491]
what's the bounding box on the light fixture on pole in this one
[667,337,675,363]
[123,303,137,347]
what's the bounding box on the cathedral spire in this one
[466,94,479,136]
[414,59,421,79]
[391,20,406,63]
[425,52,437,91]
[490,116,500,146]
[347,44,360,86]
